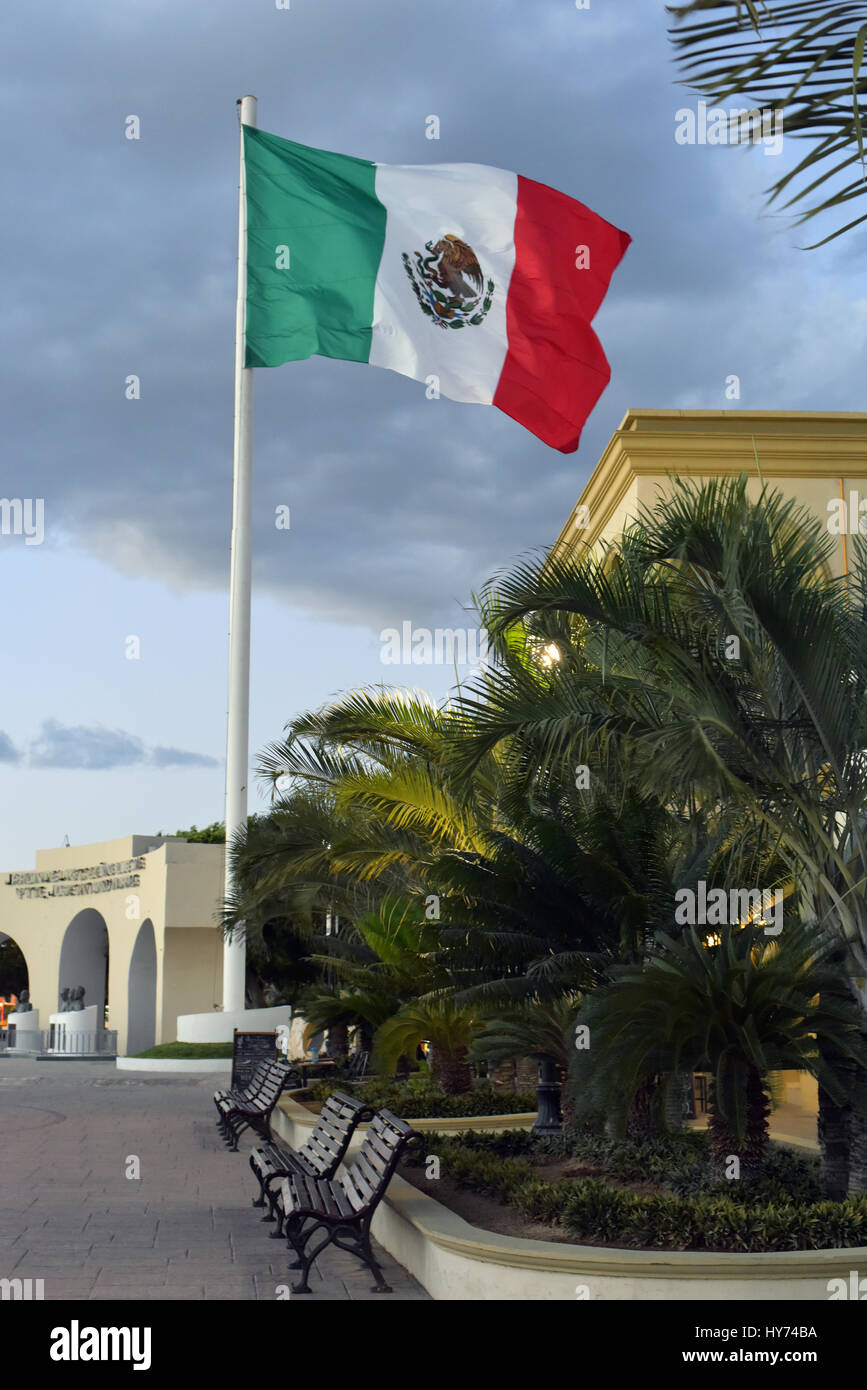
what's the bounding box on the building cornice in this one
[556,410,867,551]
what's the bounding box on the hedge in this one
[403,1132,861,1252]
[311,1078,536,1119]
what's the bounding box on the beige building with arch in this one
[0,834,225,1056]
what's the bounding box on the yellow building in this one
[556,409,867,578]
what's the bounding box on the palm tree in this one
[300,895,450,1065]
[221,785,379,950]
[453,476,867,1192]
[471,995,579,1072]
[257,686,502,882]
[254,686,636,999]
[241,661,789,1133]
[668,1,867,247]
[374,995,482,1095]
[574,922,867,1175]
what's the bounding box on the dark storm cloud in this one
[28,720,216,771]
[1,0,860,631]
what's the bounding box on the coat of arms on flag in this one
[402,236,495,329]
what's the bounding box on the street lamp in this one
[532,1058,563,1133]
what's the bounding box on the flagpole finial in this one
[237,95,258,127]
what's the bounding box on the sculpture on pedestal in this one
[16,988,32,1013]
[58,986,86,1013]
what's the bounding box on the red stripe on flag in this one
[493,174,630,453]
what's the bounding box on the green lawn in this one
[132,1041,233,1059]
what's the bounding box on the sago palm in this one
[574,921,867,1174]
[374,995,482,1095]
[470,994,581,1072]
[301,895,450,1056]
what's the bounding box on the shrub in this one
[543,1130,710,1182]
[132,1041,234,1059]
[401,1133,866,1252]
[437,1128,538,1157]
[313,1077,536,1119]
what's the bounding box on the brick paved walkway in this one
[0,1060,428,1301]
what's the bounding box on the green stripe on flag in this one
[243,128,386,368]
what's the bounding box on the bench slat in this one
[361,1130,395,1168]
[355,1151,384,1197]
[311,1114,351,1144]
[303,1145,336,1175]
[340,1171,369,1212]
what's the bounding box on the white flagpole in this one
[223,93,257,1012]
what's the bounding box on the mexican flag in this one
[243,127,630,453]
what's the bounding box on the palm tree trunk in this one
[818,1082,850,1200]
[430,1043,472,1095]
[707,1067,769,1177]
[743,1067,771,1173]
[847,1071,867,1197]
[244,965,265,1009]
[627,1073,663,1140]
[328,1022,348,1059]
[846,994,867,1196]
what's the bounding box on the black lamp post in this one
[532,1058,563,1133]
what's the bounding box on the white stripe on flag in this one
[370,162,517,404]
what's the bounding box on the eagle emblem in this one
[402,234,494,329]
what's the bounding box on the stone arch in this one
[126,918,157,1056]
[58,909,108,1024]
[0,931,29,992]
[0,932,29,1021]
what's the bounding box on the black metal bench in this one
[213,1060,274,1139]
[217,1061,294,1150]
[275,1108,419,1293]
[250,1090,372,1226]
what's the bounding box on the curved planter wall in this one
[274,1096,867,1302]
[116,1056,231,1074]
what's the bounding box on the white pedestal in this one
[7,1009,40,1052]
[48,1004,100,1055]
[176,1004,291,1045]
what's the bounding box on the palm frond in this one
[668,1,867,244]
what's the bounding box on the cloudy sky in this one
[0,0,864,868]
